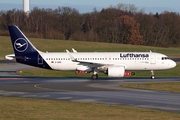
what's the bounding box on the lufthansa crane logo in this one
[14,38,28,52]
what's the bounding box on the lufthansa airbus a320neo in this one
[5,26,176,79]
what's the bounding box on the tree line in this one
[0,3,180,47]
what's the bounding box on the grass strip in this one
[0,96,180,120]
[121,82,180,93]
[1,36,180,60]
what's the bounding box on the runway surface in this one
[0,61,180,113]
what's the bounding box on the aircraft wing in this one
[66,50,114,67]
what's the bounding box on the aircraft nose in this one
[171,60,176,68]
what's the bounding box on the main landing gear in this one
[92,70,99,80]
[151,70,155,79]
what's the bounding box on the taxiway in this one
[0,61,180,113]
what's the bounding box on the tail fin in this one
[8,26,39,55]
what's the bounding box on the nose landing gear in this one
[151,70,155,79]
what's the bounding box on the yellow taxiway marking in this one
[33,84,76,92]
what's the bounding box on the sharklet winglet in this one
[66,50,77,62]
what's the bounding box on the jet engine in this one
[107,66,125,77]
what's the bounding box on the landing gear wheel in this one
[151,75,155,79]
[92,74,98,80]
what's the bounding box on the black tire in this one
[151,75,155,79]
[92,74,98,80]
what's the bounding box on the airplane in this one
[5,26,176,80]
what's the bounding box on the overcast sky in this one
[0,0,179,14]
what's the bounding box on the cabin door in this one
[38,55,43,65]
[150,54,156,64]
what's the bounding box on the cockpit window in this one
[162,57,169,60]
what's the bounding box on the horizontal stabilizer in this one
[5,54,26,61]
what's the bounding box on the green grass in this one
[121,82,180,93]
[0,36,14,59]
[1,36,180,60]
[0,96,180,120]
[20,69,106,78]
[20,63,180,77]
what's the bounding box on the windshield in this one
[162,57,169,60]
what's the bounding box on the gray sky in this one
[0,0,179,13]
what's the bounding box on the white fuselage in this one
[40,52,176,72]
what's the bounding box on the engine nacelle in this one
[108,66,125,77]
